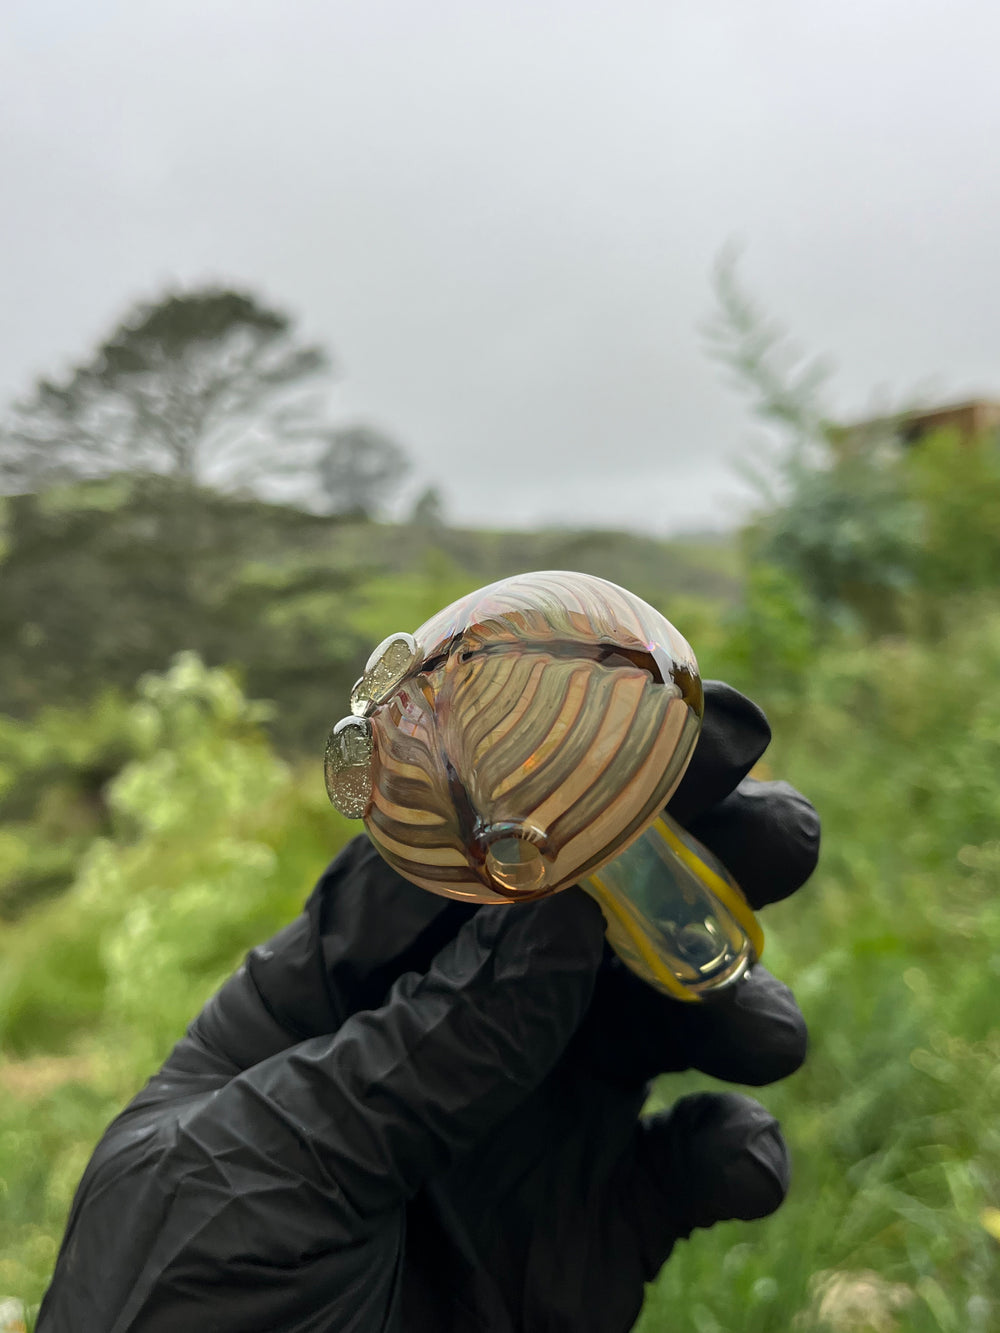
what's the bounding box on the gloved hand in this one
[37,682,819,1333]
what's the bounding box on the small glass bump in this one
[325,715,374,818]
[484,836,548,895]
[350,632,419,716]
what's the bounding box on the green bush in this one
[0,655,354,1315]
[0,689,144,920]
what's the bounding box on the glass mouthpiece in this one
[584,813,763,1002]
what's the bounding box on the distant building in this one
[836,398,1000,452]
[893,399,1000,445]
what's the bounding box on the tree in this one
[410,484,446,528]
[0,287,331,496]
[705,253,920,633]
[0,479,369,746]
[315,424,410,518]
[903,426,1000,599]
[704,247,836,473]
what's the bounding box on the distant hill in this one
[318,517,742,605]
[0,477,742,752]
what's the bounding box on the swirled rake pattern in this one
[364,571,702,903]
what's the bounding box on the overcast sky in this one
[3,1,999,534]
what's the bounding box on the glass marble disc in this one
[350,632,419,717]
[325,715,374,818]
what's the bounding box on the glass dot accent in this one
[324,716,374,819]
[484,836,548,895]
[350,632,419,717]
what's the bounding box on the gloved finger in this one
[676,965,808,1085]
[688,777,821,909]
[179,887,606,1224]
[623,1092,790,1279]
[580,959,807,1088]
[667,681,771,826]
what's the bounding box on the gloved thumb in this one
[624,1091,791,1280]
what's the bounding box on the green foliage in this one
[705,247,835,453]
[0,286,331,495]
[316,424,410,518]
[3,398,998,1327]
[0,477,740,753]
[0,655,351,1316]
[903,429,1000,599]
[707,254,1000,658]
[0,479,371,748]
[410,484,447,528]
[711,562,818,700]
[0,689,143,919]
[2,607,999,1327]
[748,449,921,634]
[639,609,1000,1333]
[706,256,926,636]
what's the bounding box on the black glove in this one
[37,682,819,1333]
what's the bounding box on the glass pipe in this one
[325,570,763,1001]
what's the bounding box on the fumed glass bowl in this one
[325,570,761,1000]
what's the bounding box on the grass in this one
[2,607,1000,1331]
